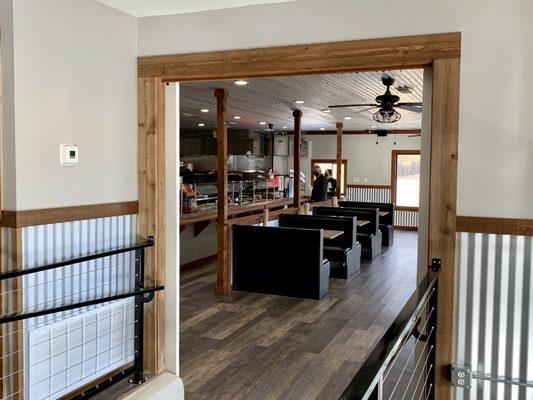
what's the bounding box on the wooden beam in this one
[138,77,166,375]
[429,58,460,400]
[138,33,461,80]
[0,201,139,228]
[336,122,343,198]
[214,88,230,294]
[293,109,302,208]
[287,129,421,136]
[456,216,533,236]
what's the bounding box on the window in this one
[310,159,347,195]
[392,151,421,208]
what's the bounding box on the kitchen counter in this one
[179,198,293,226]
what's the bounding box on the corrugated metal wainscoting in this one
[455,232,533,400]
[21,215,138,400]
[345,185,419,230]
[346,186,392,203]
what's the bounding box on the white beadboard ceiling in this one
[180,69,423,131]
[96,0,297,17]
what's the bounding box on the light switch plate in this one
[60,144,79,166]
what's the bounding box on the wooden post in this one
[214,88,230,294]
[336,122,343,198]
[293,110,302,208]
[262,208,269,226]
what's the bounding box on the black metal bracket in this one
[411,317,429,342]
[143,292,156,303]
[431,258,442,273]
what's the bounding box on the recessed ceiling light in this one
[344,116,352,120]
[200,109,209,113]
[233,115,241,120]
[198,123,205,127]
[294,100,305,104]
[322,109,331,113]
[370,124,377,129]
[259,121,267,125]
[319,127,326,131]
[235,80,249,86]
[282,126,288,129]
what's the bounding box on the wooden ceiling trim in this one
[138,32,461,80]
[291,129,421,135]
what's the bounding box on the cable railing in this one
[0,237,163,400]
[340,263,439,400]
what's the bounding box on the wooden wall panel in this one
[429,58,461,400]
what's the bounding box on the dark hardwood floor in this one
[180,231,418,400]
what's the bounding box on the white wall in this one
[138,0,533,219]
[309,134,421,186]
[9,0,137,210]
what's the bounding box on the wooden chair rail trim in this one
[395,206,419,212]
[0,201,139,228]
[138,32,461,80]
[456,216,533,236]
[346,184,393,189]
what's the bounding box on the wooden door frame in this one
[137,32,461,399]
[310,158,348,195]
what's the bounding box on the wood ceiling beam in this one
[286,129,421,135]
[139,32,461,81]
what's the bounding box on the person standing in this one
[311,165,328,201]
[325,169,337,197]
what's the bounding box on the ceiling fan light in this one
[373,109,401,124]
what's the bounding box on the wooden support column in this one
[293,110,302,208]
[429,58,460,400]
[214,88,230,294]
[336,122,343,198]
[138,77,166,375]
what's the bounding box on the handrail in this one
[0,236,160,399]
[0,285,164,324]
[0,238,154,281]
[340,273,438,400]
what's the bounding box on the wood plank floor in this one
[180,231,418,400]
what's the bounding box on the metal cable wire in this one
[0,334,137,386]
[0,306,137,365]
[0,277,135,318]
[0,259,134,297]
[384,306,435,398]
[396,326,434,400]
[383,288,435,382]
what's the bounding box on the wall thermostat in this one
[60,144,79,166]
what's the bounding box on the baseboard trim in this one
[180,254,217,271]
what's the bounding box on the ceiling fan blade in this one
[396,102,423,106]
[396,103,423,113]
[328,103,378,109]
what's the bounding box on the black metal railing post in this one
[426,281,438,400]
[130,247,147,384]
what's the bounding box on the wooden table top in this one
[378,211,389,217]
[357,220,370,226]
[322,230,344,240]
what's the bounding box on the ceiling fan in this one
[329,75,422,123]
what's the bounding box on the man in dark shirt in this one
[311,165,328,201]
[325,169,337,197]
